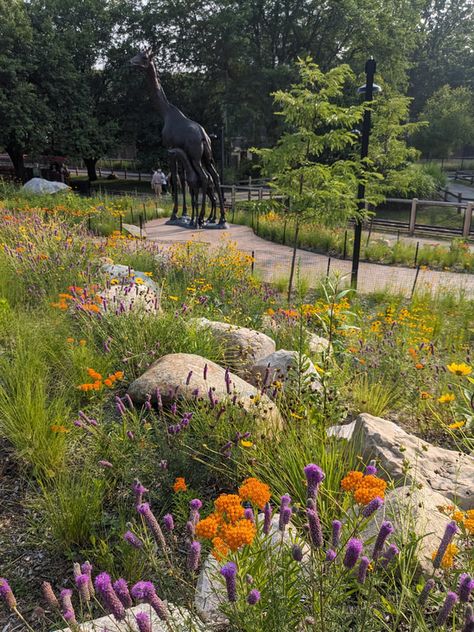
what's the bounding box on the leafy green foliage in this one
[415,85,474,158]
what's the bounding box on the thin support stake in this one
[251,251,255,275]
[326,257,331,277]
[411,266,421,300]
[414,241,420,267]
[342,230,348,260]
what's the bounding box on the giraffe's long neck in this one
[145,62,171,119]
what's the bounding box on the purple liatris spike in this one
[437,592,458,626]
[247,589,261,605]
[419,579,435,606]
[132,479,149,506]
[279,507,292,532]
[365,460,377,475]
[325,549,336,563]
[463,606,474,632]
[357,556,370,584]
[459,574,474,603]
[361,496,384,518]
[42,581,59,610]
[343,538,363,569]
[372,521,394,560]
[137,503,167,550]
[189,499,202,524]
[186,520,195,539]
[135,611,152,632]
[278,495,291,529]
[113,579,132,608]
[381,544,399,568]
[94,572,125,621]
[307,508,323,548]
[187,541,201,572]
[292,544,303,562]
[131,581,169,621]
[99,459,113,468]
[60,589,76,624]
[127,430,134,440]
[81,561,94,596]
[432,521,459,569]
[304,464,325,499]
[124,530,143,548]
[244,507,255,522]
[220,562,237,602]
[163,513,175,532]
[0,579,17,610]
[263,502,272,535]
[332,520,342,547]
[75,574,91,602]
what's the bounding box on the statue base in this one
[166,216,229,230]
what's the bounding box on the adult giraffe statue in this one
[130,49,226,227]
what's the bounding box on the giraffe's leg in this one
[205,161,226,224]
[190,159,209,227]
[169,157,179,220]
[178,165,188,218]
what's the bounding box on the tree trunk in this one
[6,145,25,181]
[84,157,98,181]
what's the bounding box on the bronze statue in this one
[130,50,226,227]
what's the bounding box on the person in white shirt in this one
[151,168,165,198]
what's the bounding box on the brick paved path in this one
[145,218,474,297]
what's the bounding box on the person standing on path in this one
[151,168,166,199]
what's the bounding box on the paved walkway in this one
[146,218,474,297]
[446,178,474,200]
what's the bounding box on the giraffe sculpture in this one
[168,148,218,227]
[130,50,226,227]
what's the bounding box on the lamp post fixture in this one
[351,58,381,289]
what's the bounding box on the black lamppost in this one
[351,59,381,289]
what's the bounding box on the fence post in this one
[138,170,141,182]
[258,187,263,201]
[248,187,251,202]
[124,168,127,180]
[462,202,473,237]
[98,166,102,178]
[409,198,418,235]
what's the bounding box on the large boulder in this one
[101,263,159,291]
[354,414,474,509]
[358,486,457,575]
[58,603,207,631]
[99,282,160,315]
[249,349,322,394]
[190,318,275,378]
[127,353,282,431]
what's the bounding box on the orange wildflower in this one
[104,378,113,387]
[195,515,220,539]
[214,494,245,522]
[172,477,187,493]
[220,519,256,551]
[238,477,271,509]
[341,471,364,491]
[211,537,229,561]
[415,363,424,370]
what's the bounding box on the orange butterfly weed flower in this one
[172,477,187,493]
[341,471,387,505]
[195,514,221,540]
[220,519,256,551]
[238,477,271,509]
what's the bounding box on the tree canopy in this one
[1,0,473,177]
